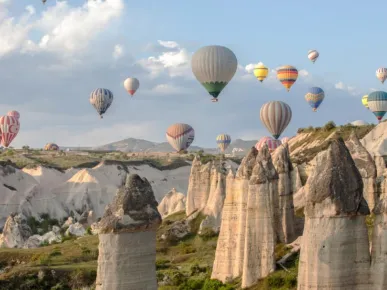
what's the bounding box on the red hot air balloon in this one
[7,110,20,120]
[0,116,20,147]
[255,136,281,152]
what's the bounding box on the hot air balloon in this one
[376,68,387,84]
[260,101,292,139]
[281,137,290,144]
[191,45,238,102]
[44,143,59,151]
[255,136,281,152]
[0,116,20,147]
[277,65,298,92]
[362,95,369,109]
[166,123,195,152]
[367,91,387,122]
[124,77,140,96]
[89,88,113,119]
[305,87,325,112]
[7,110,20,120]
[216,134,231,152]
[253,62,269,83]
[308,50,319,63]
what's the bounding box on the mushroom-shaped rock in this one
[298,138,371,290]
[96,174,161,290]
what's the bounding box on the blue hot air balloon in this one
[368,91,387,122]
[305,87,325,112]
[89,88,114,119]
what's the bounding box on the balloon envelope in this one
[124,78,140,96]
[277,65,298,92]
[166,123,195,152]
[305,87,325,111]
[44,143,59,151]
[89,88,113,118]
[216,134,231,152]
[7,110,20,120]
[362,95,369,109]
[0,116,20,147]
[255,136,281,152]
[376,68,387,84]
[191,45,238,102]
[308,50,319,63]
[253,62,269,83]
[260,101,292,139]
[368,91,387,121]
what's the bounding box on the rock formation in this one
[157,188,186,218]
[242,145,278,288]
[95,174,161,290]
[24,226,62,248]
[297,138,371,290]
[0,213,32,248]
[211,148,257,282]
[272,144,296,243]
[346,131,377,210]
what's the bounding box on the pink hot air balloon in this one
[255,136,281,152]
[0,116,20,147]
[281,137,290,144]
[7,110,20,120]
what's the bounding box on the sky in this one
[0,0,385,148]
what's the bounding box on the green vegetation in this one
[292,121,375,164]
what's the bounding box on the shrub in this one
[323,121,336,131]
[156,258,170,270]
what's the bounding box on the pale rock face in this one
[24,226,62,248]
[211,148,257,282]
[96,174,161,290]
[272,144,296,243]
[0,213,32,248]
[361,121,387,157]
[242,145,278,288]
[62,217,74,228]
[161,220,190,242]
[65,222,86,237]
[157,188,186,218]
[297,138,371,290]
[345,131,377,210]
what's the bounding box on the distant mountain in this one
[93,137,258,154]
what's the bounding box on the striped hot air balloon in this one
[44,143,59,151]
[307,50,319,63]
[7,110,20,120]
[253,62,269,83]
[216,134,232,152]
[305,87,325,112]
[191,45,238,102]
[281,137,290,144]
[260,101,292,139]
[0,115,20,147]
[362,95,369,109]
[124,77,140,96]
[255,136,281,152]
[166,123,195,152]
[367,91,387,122]
[376,68,387,84]
[277,65,298,92]
[89,88,114,119]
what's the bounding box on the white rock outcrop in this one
[24,226,62,248]
[157,188,186,218]
[0,213,32,248]
[65,222,86,237]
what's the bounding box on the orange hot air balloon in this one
[276,65,298,92]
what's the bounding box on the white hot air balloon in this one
[260,101,292,139]
[376,68,387,84]
[308,50,319,63]
[166,123,195,152]
[124,77,140,96]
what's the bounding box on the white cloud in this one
[244,63,256,74]
[335,81,362,96]
[150,84,186,95]
[157,40,179,49]
[25,5,36,16]
[298,69,309,78]
[112,44,124,59]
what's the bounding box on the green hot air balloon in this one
[191,45,238,102]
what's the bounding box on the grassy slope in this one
[0,211,298,290]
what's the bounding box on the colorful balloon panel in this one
[7,110,20,120]
[368,91,387,121]
[44,143,59,151]
[308,50,319,63]
[166,123,195,152]
[260,101,292,139]
[305,87,325,111]
[277,65,298,92]
[253,62,269,82]
[216,134,232,152]
[0,116,20,147]
[124,78,140,96]
[191,45,238,102]
[255,136,281,152]
[89,88,113,119]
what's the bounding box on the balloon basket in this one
[211,98,218,102]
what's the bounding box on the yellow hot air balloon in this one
[276,65,298,92]
[253,62,269,83]
[362,95,369,109]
